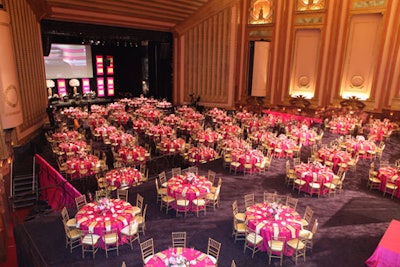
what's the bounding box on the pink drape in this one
[35,154,81,211]
[366,220,400,267]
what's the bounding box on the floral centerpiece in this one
[184,172,197,184]
[95,189,114,214]
[165,253,189,267]
[268,202,283,221]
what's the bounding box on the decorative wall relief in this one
[249,0,274,25]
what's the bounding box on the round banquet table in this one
[145,247,216,267]
[162,114,180,126]
[176,105,195,114]
[118,146,146,164]
[58,140,87,154]
[88,114,106,128]
[345,139,376,159]
[52,130,81,142]
[159,138,185,154]
[91,105,108,115]
[178,121,201,134]
[183,111,204,121]
[167,174,212,211]
[66,155,99,179]
[377,166,400,198]
[235,111,252,122]
[328,117,358,134]
[75,198,138,248]
[218,124,242,138]
[266,136,296,158]
[290,128,317,146]
[156,100,172,109]
[294,163,334,195]
[132,119,151,133]
[109,132,135,147]
[94,125,118,137]
[105,167,142,189]
[195,130,221,145]
[140,109,162,122]
[231,149,264,172]
[220,138,249,152]
[317,148,351,171]
[147,125,173,138]
[245,202,302,255]
[111,111,130,125]
[187,146,217,165]
[214,114,232,124]
[249,130,274,145]
[207,107,225,118]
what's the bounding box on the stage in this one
[50,97,112,109]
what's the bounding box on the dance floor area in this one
[14,131,400,267]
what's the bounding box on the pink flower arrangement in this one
[268,202,283,220]
[185,172,197,184]
[165,253,188,267]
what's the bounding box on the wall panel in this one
[6,0,47,142]
[290,29,321,99]
[340,13,382,101]
[182,7,235,105]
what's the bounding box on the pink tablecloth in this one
[105,167,142,189]
[118,146,146,164]
[294,163,334,195]
[167,174,212,211]
[246,202,302,254]
[159,138,185,154]
[187,146,217,165]
[345,139,376,158]
[145,247,216,267]
[218,124,242,138]
[366,220,400,267]
[58,140,87,153]
[266,136,296,158]
[377,167,400,198]
[231,149,264,172]
[66,155,99,178]
[317,148,351,170]
[75,199,137,248]
[52,130,80,142]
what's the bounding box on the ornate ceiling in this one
[28,0,211,32]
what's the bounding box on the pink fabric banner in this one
[35,154,81,211]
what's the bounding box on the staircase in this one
[11,147,38,210]
[12,173,37,210]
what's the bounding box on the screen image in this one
[44,44,93,79]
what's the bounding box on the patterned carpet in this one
[14,130,400,267]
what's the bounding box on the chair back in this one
[171,231,187,248]
[75,195,87,211]
[171,167,181,177]
[286,196,298,210]
[303,206,314,224]
[263,192,277,204]
[232,200,238,216]
[61,207,70,223]
[159,171,167,184]
[244,193,254,209]
[140,238,154,264]
[136,193,144,212]
[207,237,221,263]
[311,219,319,235]
[208,170,216,184]
[117,189,129,202]
[96,190,107,199]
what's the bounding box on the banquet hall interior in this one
[1,0,400,266]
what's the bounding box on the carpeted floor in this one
[14,131,400,267]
